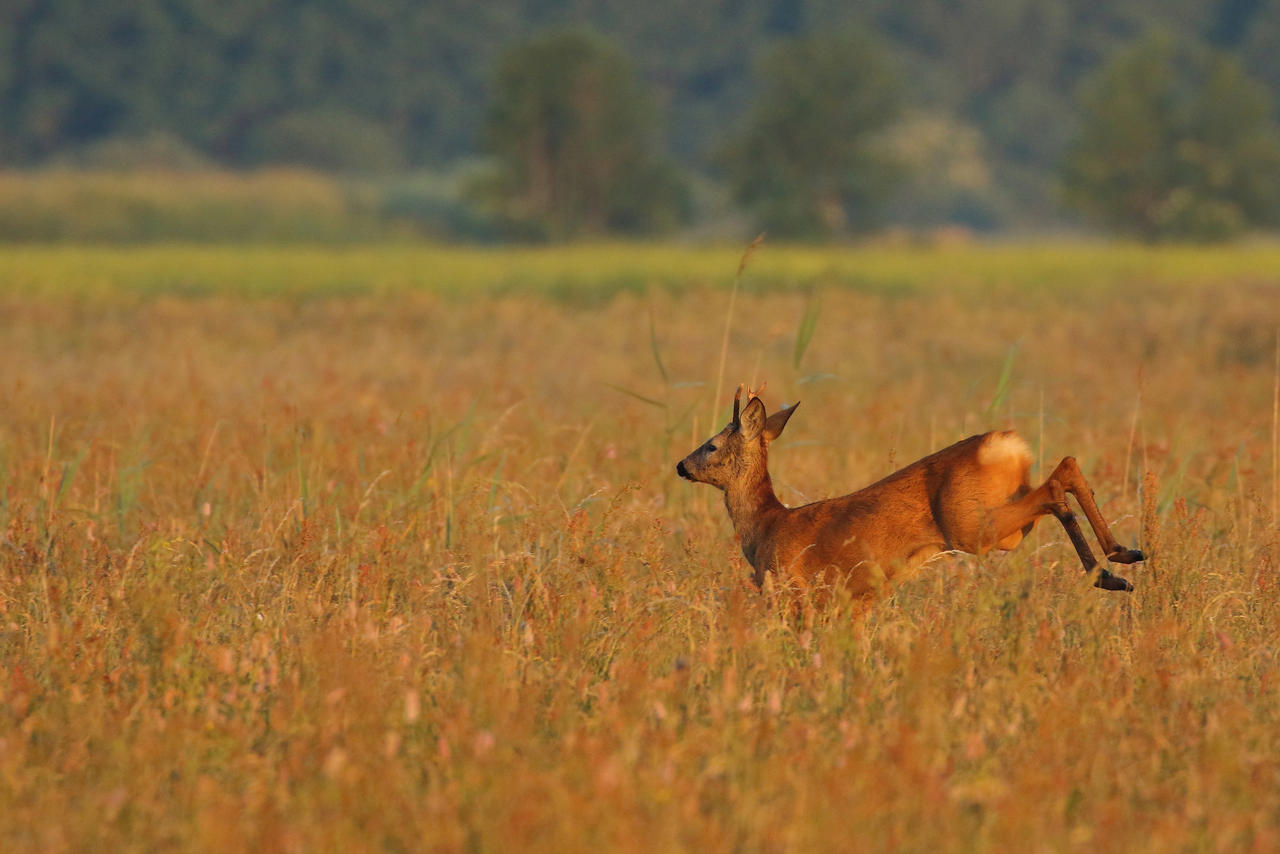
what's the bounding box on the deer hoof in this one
[1106,547,1145,564]
[1093,568,1134,592]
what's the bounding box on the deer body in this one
[677,387,1143,597]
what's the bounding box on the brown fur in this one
[676,388,1143,598]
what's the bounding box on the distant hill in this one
[3,0,1277,229]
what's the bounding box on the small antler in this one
[733,381,768,423]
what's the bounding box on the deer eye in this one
[706,443,717,453]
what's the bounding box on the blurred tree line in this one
[3,0,1280,240]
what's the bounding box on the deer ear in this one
[763,402,799,441]
[739,396,767,440]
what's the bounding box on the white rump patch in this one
[977,432,1032,469]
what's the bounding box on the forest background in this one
[5,0,1280,241]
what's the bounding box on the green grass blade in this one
[56,446,90,503]
[793,291,821,370]
[986,344,1019,419]
[604,383,667,409]
[649,310,668,384]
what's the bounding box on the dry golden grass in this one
[1,244,1278,852]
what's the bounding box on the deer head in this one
[676,384,799,491]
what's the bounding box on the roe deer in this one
[676,385,1144,599]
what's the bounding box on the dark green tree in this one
[722,30,904,238]
[478,29,688,238]
[245,109,404,173]
[1062,33,1280,241]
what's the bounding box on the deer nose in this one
[676,460,691,479]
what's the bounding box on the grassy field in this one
[1,243,1278,852]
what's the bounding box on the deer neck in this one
[723,468,785,554]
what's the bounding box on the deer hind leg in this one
[1041,476,1135,591]
[976,457,1140,591]
[1046,457,1145,565]
[994,484,1034,550]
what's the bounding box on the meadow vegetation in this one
[0,170,391,243]
[1,243,1277,851]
